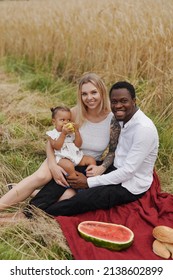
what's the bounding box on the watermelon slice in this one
[78,221,134,251]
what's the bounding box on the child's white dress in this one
[46,128,83,166]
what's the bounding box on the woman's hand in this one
[49,162,69,187]
[86,164,106,177]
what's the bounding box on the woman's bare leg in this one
[0,159,52,211]
[30,189,41,198]
[58,188,77,201]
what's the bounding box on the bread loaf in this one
[152,239,170,259]
[152,226,173,243]
[164,243,173,259]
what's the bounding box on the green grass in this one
[0,210,72,260]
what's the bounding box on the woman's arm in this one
[46,141,69,186]
[46,140,57,167]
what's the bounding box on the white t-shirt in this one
[79,112,113,160]
[88,109,159,194]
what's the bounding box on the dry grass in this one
[0,206,72,259]
[0,71,73,259]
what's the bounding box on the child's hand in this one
[73,123,79,132]
[63,122,75,134]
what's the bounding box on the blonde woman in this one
[0,73,120,219]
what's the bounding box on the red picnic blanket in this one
[56,171,173,260]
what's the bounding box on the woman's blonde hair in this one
[75,73,110,125]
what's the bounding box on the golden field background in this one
[0,0,173,83]
[0,0,173,259]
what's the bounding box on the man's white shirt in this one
[87,109,159,194]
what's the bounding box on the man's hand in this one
[67,171,89,189]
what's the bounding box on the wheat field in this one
[0,0,173,82]
[0,0,173,259]
[0,0,173,121]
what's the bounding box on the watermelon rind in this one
[78,221,134,251]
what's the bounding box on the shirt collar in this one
[122,107,140,128]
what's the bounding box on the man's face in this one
[110,88,136,124]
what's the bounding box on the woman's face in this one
[81,82,101,110]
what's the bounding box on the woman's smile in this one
[81,82,101,110]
